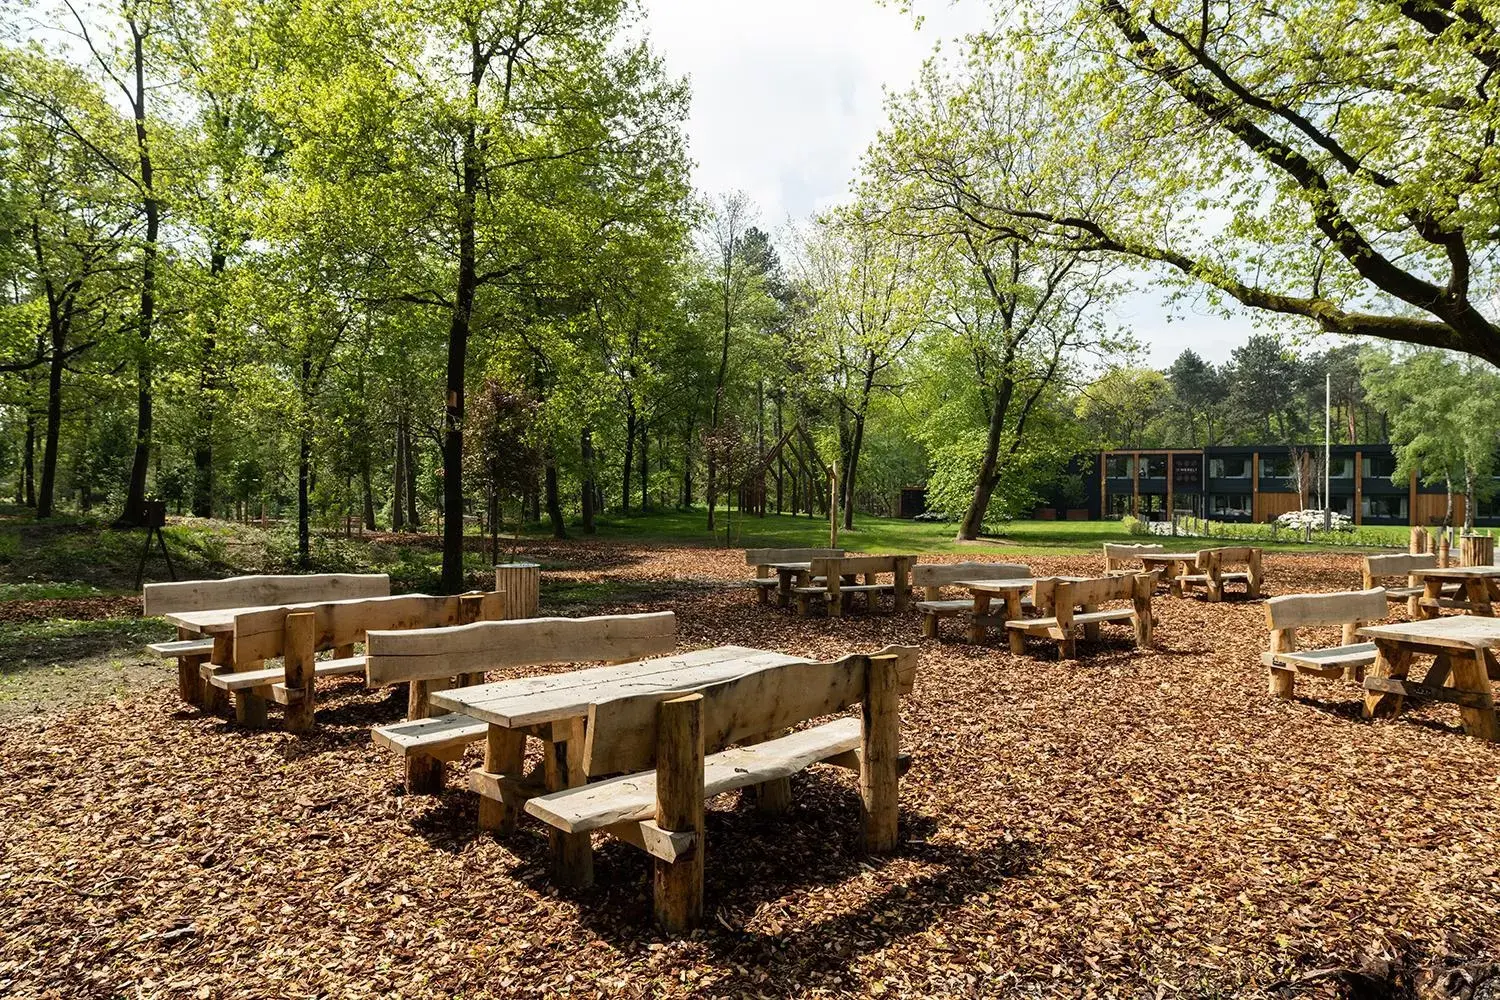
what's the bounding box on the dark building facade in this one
[1087,445,1499,527]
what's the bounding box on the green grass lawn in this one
[0,504,1413,599]
[586,507,1412,555]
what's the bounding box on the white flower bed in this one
[1275,509,1354,532]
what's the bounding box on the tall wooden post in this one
[654,694,705,933]
[283,612,317,734]
[861,654,900,853]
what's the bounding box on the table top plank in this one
[1358,616,1500,650]
[1412,566,1500,580]
[1138,553,1202,563]
[429,646,806,728]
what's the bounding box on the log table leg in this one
[1006,591,1026,655]
[893,557,912,612]
[176,626,207,706]
[967,593,991,644]
[1449,650,1498,741]
[1363,639,1413,718]
[1421,579,1443,619]
[860,653,900,853]
[546,718,594,887]
[1168,561,1184,599]
[478,725,526,834]
[1467,578,1493,616]
[1081,603,1101,643]
[204,632,233,716]
[282,612,317,734]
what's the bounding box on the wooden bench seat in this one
[363,611,677,795]
[147,637,215,658]
[372,712,489,760]
[208,654,366,691]
[1264,589,1387,696]
[1003,575,1152,658]
[520,646,918,932]
[527,717,863,834]
[1009,607,1135,631]
[1262,642,1377,676]
[742,548,842,605]
[910,562,1031,639]
[794,555,914,617]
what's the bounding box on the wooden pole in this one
[653,694,705,933]
[860,654,900,853]
[283,611,317,734]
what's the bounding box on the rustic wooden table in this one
[1138,554,1200,597]
[766,562,813,608]
[1412,566,1500,618]
[430,644,807,886]
[956,577,1086,651]
[1357,616,1500,740]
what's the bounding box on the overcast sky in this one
[639,0,1271,367]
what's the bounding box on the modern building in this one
[1087,444,1498,526]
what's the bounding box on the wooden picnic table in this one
[1137,553,1200,596]
[956,577,1087,650]
[429,644,806,886]
[766,561,813,608]
[1411,565,1500,618]
[1357,616,1500,740]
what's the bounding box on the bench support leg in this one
[967,593,990,643]
[479,726,525,834]
[921,612,938,639]
[744,728,791,815]
[283,612,317,734]
[1267,628,1295,699]
[234,690,268,728]
[861,654,900,853]
[1363,640,1412,718]
[654,694,704,933]
[546,720,594,887]
[407,755,445,795]
[204,634,234,716]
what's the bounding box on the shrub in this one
[1276,508,1354,532]
[1120,515,1150,536]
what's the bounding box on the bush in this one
[1120,515,1150,536]
[1276,508,1354,532]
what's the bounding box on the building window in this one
[1260,455,1296,478]
[1210,457,1251,479]
[1142,456,1168,479]
[1363,455,1398,479]
[1362,495,1408,519]
[1106,456,1133,479]
[1210,494,1252,517]
[1329,494,1354,516]
[1109,493,1134,517]
[1328,457,1354,479]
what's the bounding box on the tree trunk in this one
[438,39,486,594]
[117,23,160,528]
[681,415,695,509]
[621,405,635,515]
[581,426,596,534]
[404,416,421,528]
[1445,478,1454,528]
[361,455,376,531]
[639,413,650,512]
[392,413,406,532]
[958,380,1015,541]
[36,295,66,519]
[191,248,225,519]
[298,428,311,568]
[544,453,567,539]
[1465,468,1476,533]
[20,405,35,506]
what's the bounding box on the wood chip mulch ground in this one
[3,545,1499,999]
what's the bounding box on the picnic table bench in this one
[1363,553,1458,617]
[144,573,389,704]
[429,643,919,932]
[911,561,1031,639]
[1103,543,1166,577]
[1412,565,1500,618]
[1004,574,1154,658]
[1358,616,1500,740]
[172,591,504,730]
[1146,547,1263,601]
[793,555,914,617]
[1263,588,1386,699]
[365,611,678,794]
[742,548,841,606]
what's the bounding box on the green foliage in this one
[1119,515,1149,537]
